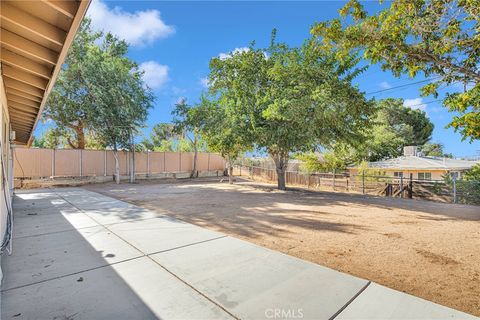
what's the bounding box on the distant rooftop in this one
[353,156,478,171]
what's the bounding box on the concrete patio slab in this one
[108,217,225,254]
[336,283,477,319]
[56,189,138,210]
[2,257,233,320]
[12,195,71,212]
[151,236,369,319]
[13,208,99,238]
[2,225,142,290]
[81,207,161,225]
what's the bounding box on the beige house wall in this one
[348,168,461,181]
[0,74,13,266]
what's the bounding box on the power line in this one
[365,77,441,96]
[403,99,444,108]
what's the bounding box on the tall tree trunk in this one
[113,149,120,184]
[228,165,234,184]
[271,151,288,190]
[226,156,234,184]
[191,135,198,178]
[76,125,85,149]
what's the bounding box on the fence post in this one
[147,151,150,177]
[408,173,413,199]
[400,175,404,198]
[207,153,210,171]
[362,172,365,194]
[163,152,166,172]
[453,175,457,204]
[333,169,336,191]
[51,149,55,177]
[179,152,182,172]
[79,149,83,177]
[104,150,107,176]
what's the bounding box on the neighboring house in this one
[349,146,478,181]
[0,0,90,276]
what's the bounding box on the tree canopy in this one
[360,98,434,161]
[312,0,480,141]
[44,18,153,154]
[205,32,376,189]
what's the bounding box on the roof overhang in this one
[1,0,91,145]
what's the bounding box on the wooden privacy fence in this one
[13,148,226,179]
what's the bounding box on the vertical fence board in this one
[135,152,148,174]
[181,152,194,172]
[54,149,80,176]
[164,152,180,172]
[82,150,105,176]
[148,152,164,173]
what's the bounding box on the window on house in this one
[418,172,432,180]
[393,171,403,178]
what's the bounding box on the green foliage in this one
[443,170,480,205]
[190,96,250,166]
[207,33,376,189]
[32,128,66,149]
[357,98,434,161]
[463,163,480,181]
[44,18,153,151]
[420,143,453,158]
[312,0,480,141]
[296,145,355,173]
[295,153,324,173]
[151,123,177,147]
[355,161,388,182]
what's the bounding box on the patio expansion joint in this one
[55,191,240,320]
[328,280,372,320]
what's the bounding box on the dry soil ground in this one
[86,178,480,316]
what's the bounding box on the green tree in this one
[192,96,251,183]
[358,98,434,161]
[80,32,153,183]
[420,143,453,158]
[208,33,375,189]
[33,128,66,149]
[151,123,177,148]
[172,99,203,178]
[44,19,101,149]
[312,0,480,141]
[463,163,480,181]
[44,18,152,162]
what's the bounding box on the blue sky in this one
[37,0,480,157]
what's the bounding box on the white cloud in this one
[379,81,392,89]
[88,0,175,46]
[403,98,427,112]
[219,47,250,60]
[200,77,210,88]
[171,86,186,95]
[139,61,169,89]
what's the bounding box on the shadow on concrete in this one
[2,189,227,320]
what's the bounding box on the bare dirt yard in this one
[86,178,480,316]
